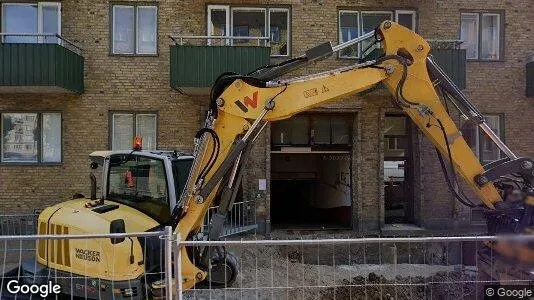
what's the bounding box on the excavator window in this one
[171,158,193,204]
[107,155,171,224]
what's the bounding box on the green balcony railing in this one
[0,34,84,94]
[170,35,271,95]
[359,41,467,91]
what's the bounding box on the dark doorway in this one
[384,115,415,224]
[271,153,352,229]
[270,114,353,229]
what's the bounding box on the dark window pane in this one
[172,158,193,202]
[384,116,406,136]
[271,119,292,145]
[232,9,265,45]
[339,11,359,58]
[397,13,414,31]
[291,117,309,144]
[312,118,330,144]
[270,9,289,56]
[332,118,350,145]
[480,115,502,162]
[361,12,392,55]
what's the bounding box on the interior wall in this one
[314,155,351,208]
[271,153,351,209]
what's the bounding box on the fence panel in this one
[0,229,173,300]
[203,199,258,237]
[181,235,534,300]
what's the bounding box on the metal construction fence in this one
[1,230,534,300]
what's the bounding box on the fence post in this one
[174,233,183,300]
[164,226,173,300]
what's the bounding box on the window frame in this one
[267,7,290,57]
[395,10,417,32]
[460,113,505,164]
[1,2,61,43]
[338,10,360,59]
[109,111,158,150]
[0,111,63,165]
[459,10,504,62]
[206,4,292,57]
[337,8,416,60]
[110,2,158,56]
[207,4,230,45]
[270,114,353,149]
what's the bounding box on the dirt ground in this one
[184,244,481,300]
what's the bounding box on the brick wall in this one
[1,0,532,235]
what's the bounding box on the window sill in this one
[0,163,63,167]
[109,53,159,57]
[466,59,505,63]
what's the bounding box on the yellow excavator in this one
[3,21,533,298]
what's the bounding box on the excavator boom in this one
[173,21,533,288]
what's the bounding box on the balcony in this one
[0,34,84,94]
[428,40,466,90]
[170,36,271,95]
[360,40,467,90]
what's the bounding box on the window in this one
[1,112,61,163]
[111,113,156,150]
[460,114,504,164]
[384,116,408,158]
[271,115,352,147]
[1,2,61,43]
[111,4,157,55]
[207,5,290,57]
[460,12,502,60]
[338,9,416,59]
[107,154,170,223]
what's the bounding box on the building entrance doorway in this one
[270,114,353,229]
[384,114,415,224]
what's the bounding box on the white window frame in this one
[395,10,416,31]
[480,13,500,61]
[135,113,157,149]
[207,5,230,46]
[111,112,157,150]
[112,4,157,55]
[230,7,267,47]
[1,2,61,43]
[460,12,480,60]
[461,12,502,61]
[338,9,415,59]
[136,5,158,55]
[268,7,290,57]
[361,11,393,57]
[460,114,504,164]
[338,10,360,59]
[1,112,62,164]
[207,5,290,57]
[112,5,135,55]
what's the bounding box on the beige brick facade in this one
[1,0,533,235]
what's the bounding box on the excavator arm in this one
[173,21,534,288]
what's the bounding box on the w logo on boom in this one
[234,91,258,113]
